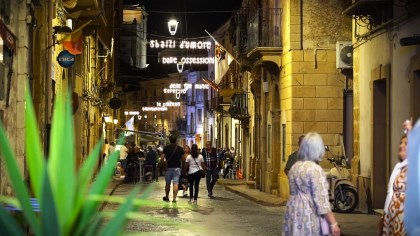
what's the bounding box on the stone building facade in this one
[207,0,351,198]
[0,0,116,195]
[345,0,420,212]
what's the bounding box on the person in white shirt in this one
[119,142,129,175]
[185,144,207,205]
[104,141,116,166]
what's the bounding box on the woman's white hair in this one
[297,132,325,162]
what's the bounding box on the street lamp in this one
[144,114,148,130]
[103,115,112,123]
[176,61,184,73]
[168,19,179,35]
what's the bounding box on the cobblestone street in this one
[104,177,380,235]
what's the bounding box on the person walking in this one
[202,140,219,198]
[283,132,341,236]
[185,144,206,205]
[181,145,191,197]
[381,119,412,235]
[162,135,184,203]
[145,146,158,182]
[284,135,305,176]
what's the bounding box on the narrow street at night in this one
[104,178,380,235]
[1,0,420,235]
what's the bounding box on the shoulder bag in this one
[193,157,206,178]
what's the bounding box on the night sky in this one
[124,0,242,77]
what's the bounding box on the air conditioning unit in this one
[336,41,353,69]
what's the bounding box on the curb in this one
[223,184,287,207]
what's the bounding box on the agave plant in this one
[0,89,139,236]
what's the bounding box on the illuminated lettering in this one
[161,57,214,64]
[142,107,168,111]
[150,39,211,50]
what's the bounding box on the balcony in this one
[245,8,282,60]
[229,93,250,121]
[342,0,392,29]
[65,0,110,27]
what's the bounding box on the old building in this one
[207,0,351,198]
[344,0,420,212]
[0,0,116,194]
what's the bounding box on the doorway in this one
[372,79,388,209]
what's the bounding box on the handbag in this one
[199,169,206,178]
[319,216,331,235]
[193,157,206,178]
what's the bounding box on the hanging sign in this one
[57,50,75,68]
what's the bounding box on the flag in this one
[62,29,82,55]
[59,20,92,55]
[214,41,234,84]
[125,116,134,131]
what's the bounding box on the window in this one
[197,109,202,125]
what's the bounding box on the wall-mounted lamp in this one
[168,19,179,35]
[113,119,118,125]
[177,61,184,73]
[103,115,112,123]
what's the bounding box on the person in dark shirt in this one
[162,135,184,203]
[284,135,305,176]
[145,146,158,182]
[202,140,219,198]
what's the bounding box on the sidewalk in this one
[217,178,287,206]
[105,176,287,206]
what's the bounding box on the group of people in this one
[161,136,220,204]
[107,141,160,182]
[282,119,416,236]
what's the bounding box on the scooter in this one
[325,146,359,213]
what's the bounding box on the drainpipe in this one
[300,0,303,50]
[44,0,53,157]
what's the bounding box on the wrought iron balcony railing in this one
[245,8,282,55]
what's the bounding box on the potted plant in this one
[0,89,139,235]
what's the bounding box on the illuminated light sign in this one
[179,40,211,49]
[163,83,208,99]
[157,101,181,107]
[142,107,168,111]
[150,39,211,50]
[160,57,213,64]
[162,57,214,64]
[124,111,139,115]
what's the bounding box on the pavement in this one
[104,175,381,235]
[105,176,286,207]
[217,178,287,206]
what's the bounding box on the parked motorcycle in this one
[324,146,359,213]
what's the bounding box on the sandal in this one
[163,196,169,202]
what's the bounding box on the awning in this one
[139,134,162,143]
[118,129,166,143]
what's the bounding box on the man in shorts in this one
[162,135,184,203]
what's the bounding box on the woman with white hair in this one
[283,132,341,236]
